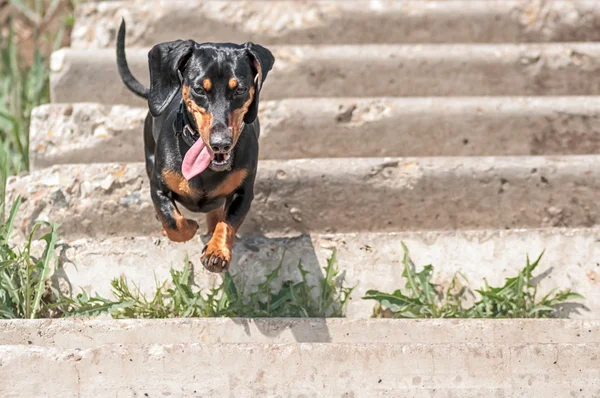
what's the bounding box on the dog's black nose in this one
[210,123,232,153]
[210,136,232,153]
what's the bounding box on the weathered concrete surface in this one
[2,319,600,347]
[50,43,600,106]
[71,0,600,48]
[7,157,600,239]
[30,97,600,167]
[1,342,599,397]
[30,104,147,168]
[38,229,600,319]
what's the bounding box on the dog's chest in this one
[162,169,248,211]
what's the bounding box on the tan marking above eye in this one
[228,78,238,89]
[202,79,212,91]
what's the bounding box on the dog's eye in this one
[234,87,247,96]
[192,86,206,96]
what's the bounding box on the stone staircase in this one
[3,0,600,395]
[1,318,599,396]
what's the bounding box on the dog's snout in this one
[210,138,232,153]
[210,123,232,153]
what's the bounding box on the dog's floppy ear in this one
[148,40,193,117]
[244,43,275,124]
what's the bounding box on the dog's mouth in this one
[188,131,234,170]
[181,125,235,178]
[210,151,233,171]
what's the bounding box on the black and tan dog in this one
[116,20,274,272]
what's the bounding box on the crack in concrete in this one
[429,348,436,382]
[554,347,565,376]
[74,362,81,398]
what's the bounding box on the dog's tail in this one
[116,19,149,99]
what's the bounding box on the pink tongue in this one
[182,139,212,180]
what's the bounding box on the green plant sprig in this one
[63,251,354,319]
[363,243,584,319]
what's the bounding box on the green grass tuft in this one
[0,195,353,319]
[0,196,62,318]
[62,252,354,318]
[0,197,586,320]
[0,21,51,201]
[363,242,585,319]
[0,0,75,206]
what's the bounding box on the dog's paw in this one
[201,239,232,273]
[162,218,199,242]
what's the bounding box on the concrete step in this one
[3,318,599,347]
[71,0,600,48]
[36,229,600,319]
[1,340,599,396]
[30,97,600,168]
[50,43,600,106]
[7,157,600,239]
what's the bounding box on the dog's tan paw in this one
[201,239,232,272]
[162,218,199,243]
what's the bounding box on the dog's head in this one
[147,41,274,172]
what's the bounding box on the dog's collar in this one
[174,70,199,148]
[174,101,199,148]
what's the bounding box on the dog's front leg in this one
[201,177,254,272]
[151,177,199,243]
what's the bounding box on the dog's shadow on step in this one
[53,232,338,343]
[231,317,333,343]
[198,233,339,343]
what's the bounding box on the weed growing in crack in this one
[63,251,354,318]
[363,242,585,319]
[0,197,586,319]
[0,196,353,319]
[0,196,61,319]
